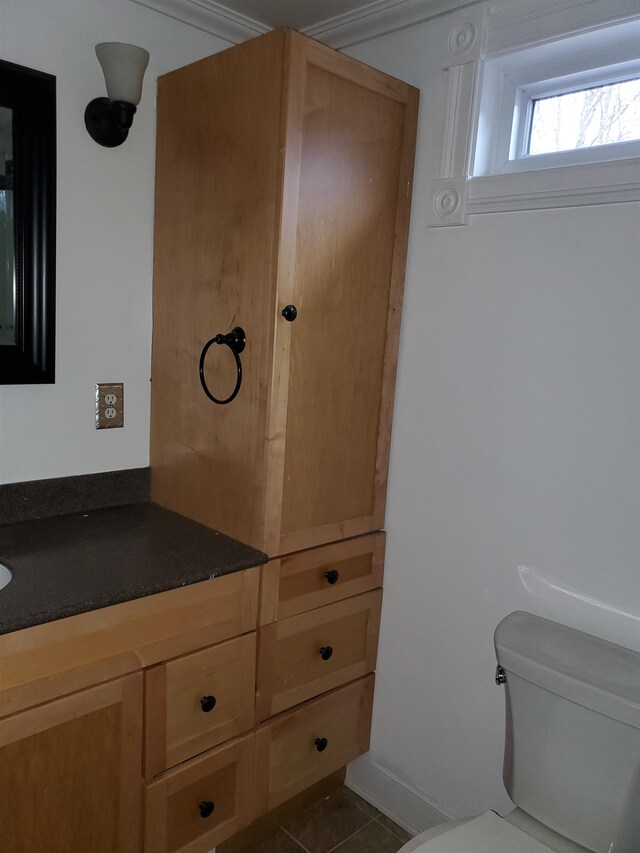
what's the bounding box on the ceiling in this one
[208,0,400,32]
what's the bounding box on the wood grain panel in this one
[0,568,259,718]
[144,732,254,853]
[371,83,420,535]
[260,29,308,558]
[256,589,382,720]
[254,675,374,814]
[0,674,142,853]
[278,57,410,553]
[304,36,412,103]
[145,633,256,776]
[260,532,385,625]
[150,30,286,549]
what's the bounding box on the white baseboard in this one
[346,755,451,837]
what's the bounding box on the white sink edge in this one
[0,563,13,592]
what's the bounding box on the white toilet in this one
[398,611,640,853]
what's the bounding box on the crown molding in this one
[130,0,267,44]
[304,0,481,48]
[485,0,640,56]
[130,0,479,48]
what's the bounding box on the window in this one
[527,77,640,155]
[428,2,640,225]
[473,20,640,176]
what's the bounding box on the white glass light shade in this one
[95,42,149,106]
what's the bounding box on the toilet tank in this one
[494,612,640,853]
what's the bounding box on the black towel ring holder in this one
[198,327,246,405]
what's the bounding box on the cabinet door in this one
[267,34,419,556]
[0,673,142,853]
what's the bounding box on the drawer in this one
[255,675,374,814]
[145,633,256,776]
[260,532,385,624]
[144,732,254,853]
[256,589,381,720]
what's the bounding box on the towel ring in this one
[198,326,246,405]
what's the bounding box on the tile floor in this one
[244,787,413,852]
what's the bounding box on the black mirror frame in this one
[0,59,56,384]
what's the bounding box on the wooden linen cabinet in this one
[150,27,418,846]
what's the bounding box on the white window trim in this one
[427,0,640,226]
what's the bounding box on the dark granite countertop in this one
[0,503,267,635]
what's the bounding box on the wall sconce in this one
[84,43,149,148]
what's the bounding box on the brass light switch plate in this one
[96,383,124,429]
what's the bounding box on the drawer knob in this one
[281,304,298,322]
[319,645,333,661]
[325,569,340,585]
[199,800,215,818]
[200,695,217,713]
[315,737,328,752]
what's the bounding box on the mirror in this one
[0,106,15,345]
[0,59,55,383]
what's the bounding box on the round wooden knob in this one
[315,737,328,752]
[319,646,333,661]
[281,304,298,322]
[325,569,339,585]
[200,695,217,713]
[199,800,215,818]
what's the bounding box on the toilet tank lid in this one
[494,612,640,729]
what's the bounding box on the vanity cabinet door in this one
[0,673,142,853]
[273,41,418,558]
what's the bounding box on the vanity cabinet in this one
[0,570,259,853]
[0,553,382,851]
[150,28,418,559]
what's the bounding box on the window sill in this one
[467,157,640,214]
[427,157,639,226]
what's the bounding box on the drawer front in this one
[255,676,374,814]
[256,590,382,720]
[260,532,385,624]
[144,733,254,853]
[145,633,256,776]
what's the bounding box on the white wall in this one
[345,8,640,827]
[0,0,225,483]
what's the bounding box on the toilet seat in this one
[398,811,555,853]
